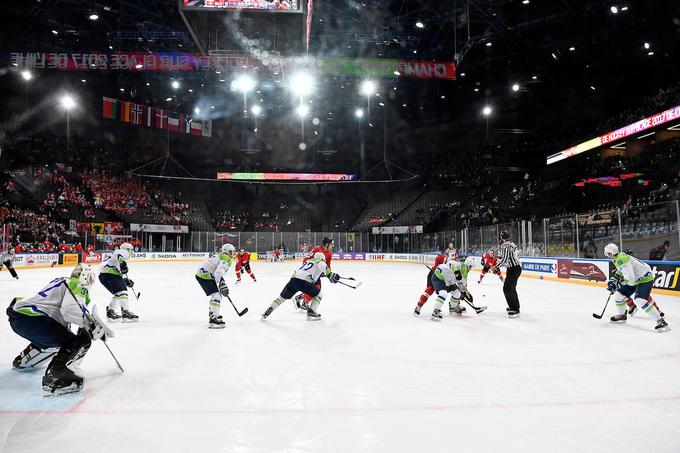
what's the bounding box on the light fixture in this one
[360,80,376,96]
[60,95,76,110]
[165,97,172,101]
[171,80,180,89]
[119,88,124,92]
[486,42,493,47]
[482,106,492,116]
[590,86,596,90]
[21,70,32,81]
[146,82,150,86]
[194,107,200,115]
[552,52,558,60]
[393,71,400,76]
[296,104,310,118]
[51,30,58,35]
[610,5,618,14]
[569,46,576,51]
[643,42,650,49]
[621,6,628,11]
[415,21,424,29]
[251,104,262,116]
[288,71,315,97]
[532,75,538,80]
[135,63,143,69]
[81,79,86,83]
[512,83,520,92]
[355,108,364,118]
[88,13,99,21]
[648,51,654,56]
[522,0,530,4]
[231,74,256,93]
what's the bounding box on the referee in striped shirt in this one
[498,231,521,318]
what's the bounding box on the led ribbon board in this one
[547,104,680,165]
[216,172,357,181]
[182,0,301,12]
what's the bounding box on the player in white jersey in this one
[429,257,477,319]
[195,243,236,329]
[98,243,138,322]
[7,264,113,395]
[262,252,341,321]
[1,248,19,279]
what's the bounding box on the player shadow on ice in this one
[0,369,83,411]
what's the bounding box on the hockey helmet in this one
[499,231,510,241]
[221,243,236,255]
[313,251,326,261]
[604,243,619,258]
[464,256,477,269]
[119,242,134,259]
[71,264,95,289]
[322,237,334,247]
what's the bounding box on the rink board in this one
[8,252,680,297]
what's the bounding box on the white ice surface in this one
[1,261,679,453]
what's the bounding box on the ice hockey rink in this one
[1,260,679,453]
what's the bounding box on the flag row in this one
[102,97,212,137]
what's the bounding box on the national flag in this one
[103,97,118,119]
[154,108,167,129]
[130,103,143,125]
[201,119,212,137]
[168,111,181,132]
[120,101,131,123]
[190,120,202,136]
[142,106,152,127]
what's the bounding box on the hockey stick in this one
[123,274,141,300]
[225,294,248,317]
[337,280,362,289]
[65,282,124,373]
[424,265,485,313]
[592,294,612,319]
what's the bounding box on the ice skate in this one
[431,308,443,320]
[42,367,84,397]
[261,307,273,320]
[235,279,242,285]
[449,303,466,315]
[106,307,121,322]
[307,309,322,321]
[414,305,421,316]
[655,318,670,333]
[610,313,627,324]
[209,314,226,329]
[507,310,520,318]
[121,309,139,323]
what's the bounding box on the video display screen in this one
[182,0,300,12]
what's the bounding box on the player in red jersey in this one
[413,251,455,315]
[478,250,504,284]
[235,249,257,284]
[295,237,333,310]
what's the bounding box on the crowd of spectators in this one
[79,169,151,216]
[214,210,250,230]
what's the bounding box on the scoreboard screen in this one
[182,0,301,12]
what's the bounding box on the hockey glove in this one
[454,270,462,280]
[120,261,129,274]
[606,279,618,294]
[446,284,459,293]
[462,290,473,303]
[124,277,134,288]
[218,279,230,296]
[85,306,114,341]
[328,272,341,284]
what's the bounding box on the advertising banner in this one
[557,259,607,282]
[82,252,103,264]
[610,261,680,292]
[521,260,557,276]
[130,224,189,233]
[18,253,59,268]
[372,226,423,234]
[62,253,79,266]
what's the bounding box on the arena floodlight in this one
[88,13,99,21]
[194,107,200,115]
[643,42,650,50]
[355,108,364,118]
[512,83,520,92]
[171,80,180,90]
[360,80,377,97]
[288,71,315,97]
[60,95,76,111]
[610,5,618,14]
[251,104,262,116]
[415,21,424,29]
[296,104,310,118]
[482,106,492,116]
[231,74,256,94]
[21,70,32,81]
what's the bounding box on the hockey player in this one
[195,243,236,329]
[262,252,341,321]
[414,250,454,315]
[616,250,664,317]
[235,249,257,284]
[604,243,669,332]
[478,249,504,284]
[1,248,19,280]
[294,237,334,311]
[99,242,138,323]
[7,264,113,395]
[428,257,477,320]
[445,243,458,259]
